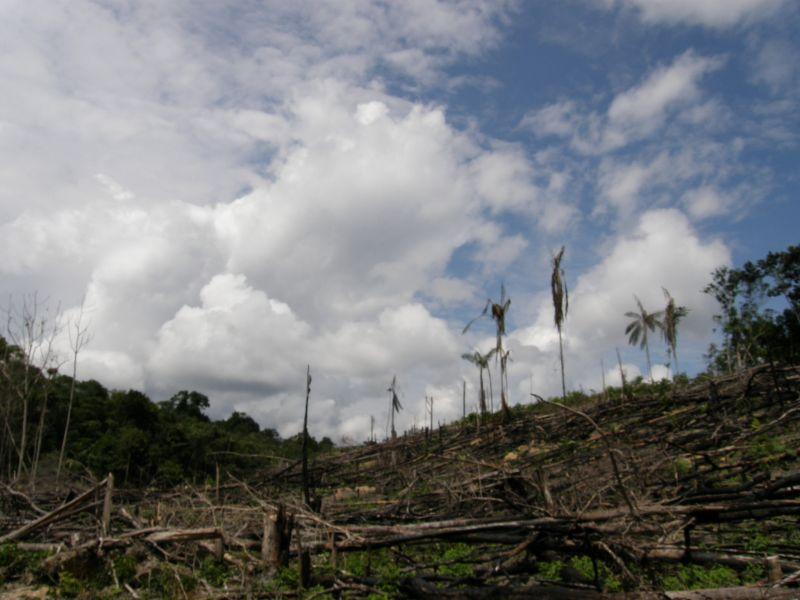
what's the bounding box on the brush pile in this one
[2,364,800,598]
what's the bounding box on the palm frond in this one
[551,246,567,331]
[462,299,490,334]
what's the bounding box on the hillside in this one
[3,364,800,598]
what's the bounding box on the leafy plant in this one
[625,295,663,383]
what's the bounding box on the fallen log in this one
[0,478,108,543]
[41,526,223,574]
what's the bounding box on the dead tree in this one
[388,375,402,439]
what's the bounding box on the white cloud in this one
[604,52,723,148]
[750,38,800,94]
[0,32,530,440]
[520,100,579,138]
[597,160,658,216]
[605,0,786,28]
[472,144,541,214]
[426,277,480,305]
[682,186,732,220]
[1,1,776,443]
[522,52,722,154]
[516,209,730,394]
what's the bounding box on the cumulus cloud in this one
[516,209,730,394]
[1,1,771,443]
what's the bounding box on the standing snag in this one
[57,298,92,484]
[551,246,569,402]
[387,375,402,439]
[301,365,312,507]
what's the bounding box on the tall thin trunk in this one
[301,365,311,507]
[57,355,79,483]
[557,327,566,401]
[478,368,487,414]
[16,375,29,481]
[616,347,627,403]
[499,348,510,417]
[672,345,680,378]
[31,387,49,488]
[487,367,494,413]
[644,337,654,383]
[600,359,607,401]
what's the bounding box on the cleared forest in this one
[2,363,800,598]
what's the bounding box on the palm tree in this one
[387,375,402,439]
[463,285,511,416]
[625,295,663,383]
[461,349,496,415]
[551,246,568,401]
[661,288,688,377]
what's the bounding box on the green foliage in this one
[439,544,475,579]
[199,556,231,587]
[275,564,300,588]
[57,571,84,598]
[0,543,47,580]
[705,244,800,372]
[742,563,766,584]
[0,346,336,485]
[536,560,564,581]
[745,533,774,553]
[746,437,788,462]
[568,555,622,592]
[112,553,137,585]
[673,457,693,476]
[661,564,739,591]
[340,549,402,595]
[142,565,197,598]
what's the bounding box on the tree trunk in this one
[57,358,79,483]
[31,385,49,489]
[302,365,311,506]
[558,327,567,401]
[478,369,487,415]
[644,337,654,383]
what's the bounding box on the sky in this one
[1,0,798,442]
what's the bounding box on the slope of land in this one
[3,364,800,598]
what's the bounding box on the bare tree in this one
[551,246,569,402]
[387,376,402,439]
[301,365,311,507]
[1,294,62,482]
[57,299,92,484]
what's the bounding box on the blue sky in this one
[0,0,797,440]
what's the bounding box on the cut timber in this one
[263,504,293,571]
[0,478,107,543]
[402,579,800,599]
[41,527,223,574]
[101,473,113,536]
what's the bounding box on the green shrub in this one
[661,564,739,590]
[58,571,84,598]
